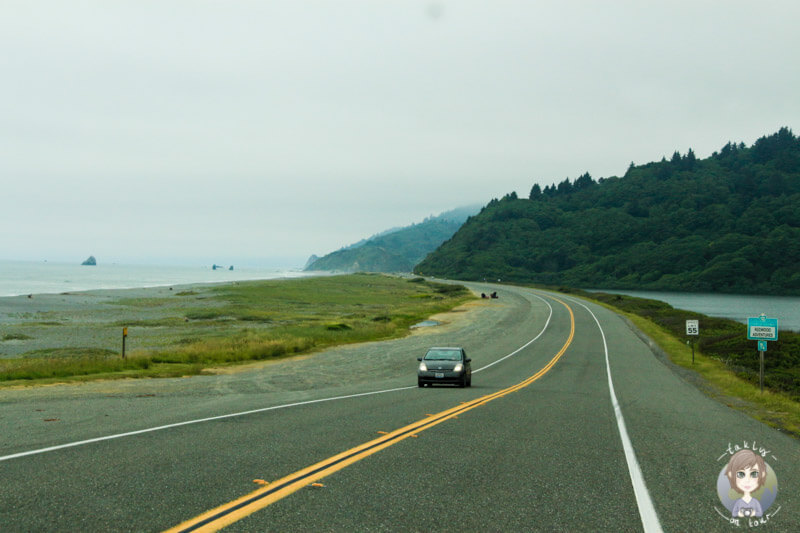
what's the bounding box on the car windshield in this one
[424,349,461,361]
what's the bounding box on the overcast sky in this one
[2,1,799,267]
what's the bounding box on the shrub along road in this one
[1,284,798,531]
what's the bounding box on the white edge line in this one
[0,388,413,463]
[2,291,553,463]
[474,292,552,373]
[567,295,663,533]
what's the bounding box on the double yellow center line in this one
[166,296,574,532]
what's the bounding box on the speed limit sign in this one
[686,320,699,336]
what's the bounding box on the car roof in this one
[427,347,462,350]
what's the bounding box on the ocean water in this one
[0,260,315,297]
[597,289,800,333]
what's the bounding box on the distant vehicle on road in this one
[417,347,472,388]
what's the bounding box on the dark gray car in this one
[417,347,472,387]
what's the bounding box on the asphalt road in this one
[1,284,798,532]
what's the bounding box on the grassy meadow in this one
[0,274,473,385]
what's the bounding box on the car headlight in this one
[419,362,428,371]
[453,363,463,372]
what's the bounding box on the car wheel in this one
[459,375,467,388]
[418,379,424,387]
[467,376,472,387]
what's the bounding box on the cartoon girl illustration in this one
[725,449,767,518]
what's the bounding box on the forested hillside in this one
[306,205,480,273]
[415,128,800,295]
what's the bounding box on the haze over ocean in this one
[0,260,314,297]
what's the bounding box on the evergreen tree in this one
[556,178,572,195]
[685,148,697,170]
[574,172,594,190]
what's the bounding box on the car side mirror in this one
[466,358,472,363]
[417,357,422,361]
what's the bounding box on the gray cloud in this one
[2,1,798,265]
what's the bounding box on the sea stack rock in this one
[81,255,97,266]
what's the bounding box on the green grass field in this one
[0,274,473,385]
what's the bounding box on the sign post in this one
[747,315,778,394]
[686,320,699,363]
[122,327,128,359]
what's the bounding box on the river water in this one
[596,290,800,333]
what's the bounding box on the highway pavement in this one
[1,283,798,532]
